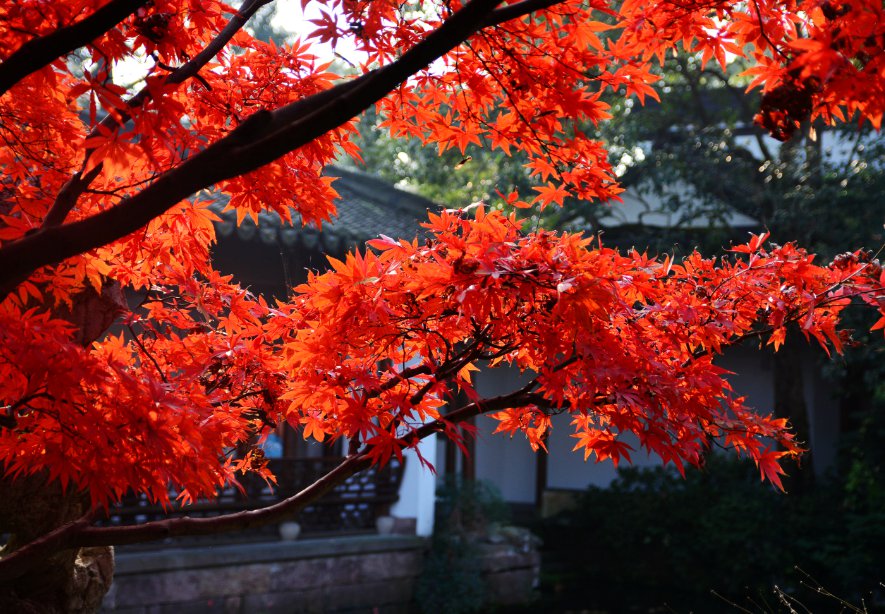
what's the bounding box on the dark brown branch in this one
[0,372,550,577]
[41,0,275,229]
[0,453,372,581]
[0,505,102,583]
[374,363,434,396]
[41,164,104,229]
[406,379,542,444]
[482,0,571,28]
[126,324,167,383]
[94,0,275,135]
[0,0,150,97]
[0,0,511,299]
[407,338,488,406]
[750,0,789,61]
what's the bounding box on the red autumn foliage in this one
[0,0,883,583]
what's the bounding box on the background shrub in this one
[536,453,884,612]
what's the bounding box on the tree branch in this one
[0,0,150,97]
[0,506,101,583]
[0,453,372,581]
[482,0,573,28]
[41,0,276,229]
[406,379,542,443]
[0,373,548,578]
[0,0,514,300]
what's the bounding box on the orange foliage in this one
[281,211,885,491]
[0,0,883,536]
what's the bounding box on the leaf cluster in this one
[0,0,884,565]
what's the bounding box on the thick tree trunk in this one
[0,474,114,613]
[0,284,125,611]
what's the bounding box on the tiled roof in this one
[598,185,759,230]
[211,164,759,256]
[213,165,440,253]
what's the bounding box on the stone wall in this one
[102,535,426,614]
[102,531,540,613]
[479,541,541,607]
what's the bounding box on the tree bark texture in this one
[0,285,124,610]
[0,473,113,613]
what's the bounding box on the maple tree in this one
[0,0,884,609]
[591,51,885,487]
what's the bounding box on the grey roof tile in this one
[212,165,440,250]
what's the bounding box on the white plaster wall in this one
[718,343,841,476]
[803,349,840,475]
[473,414,538,503]
[714,345,775,414]
[473,368,538,504]
[466,342,842,502]
[545,415,661,490]
[390,433,437,536]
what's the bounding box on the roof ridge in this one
[326,164,439,215]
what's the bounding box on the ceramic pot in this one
[375,515,395,535]
[279,521,301,541]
